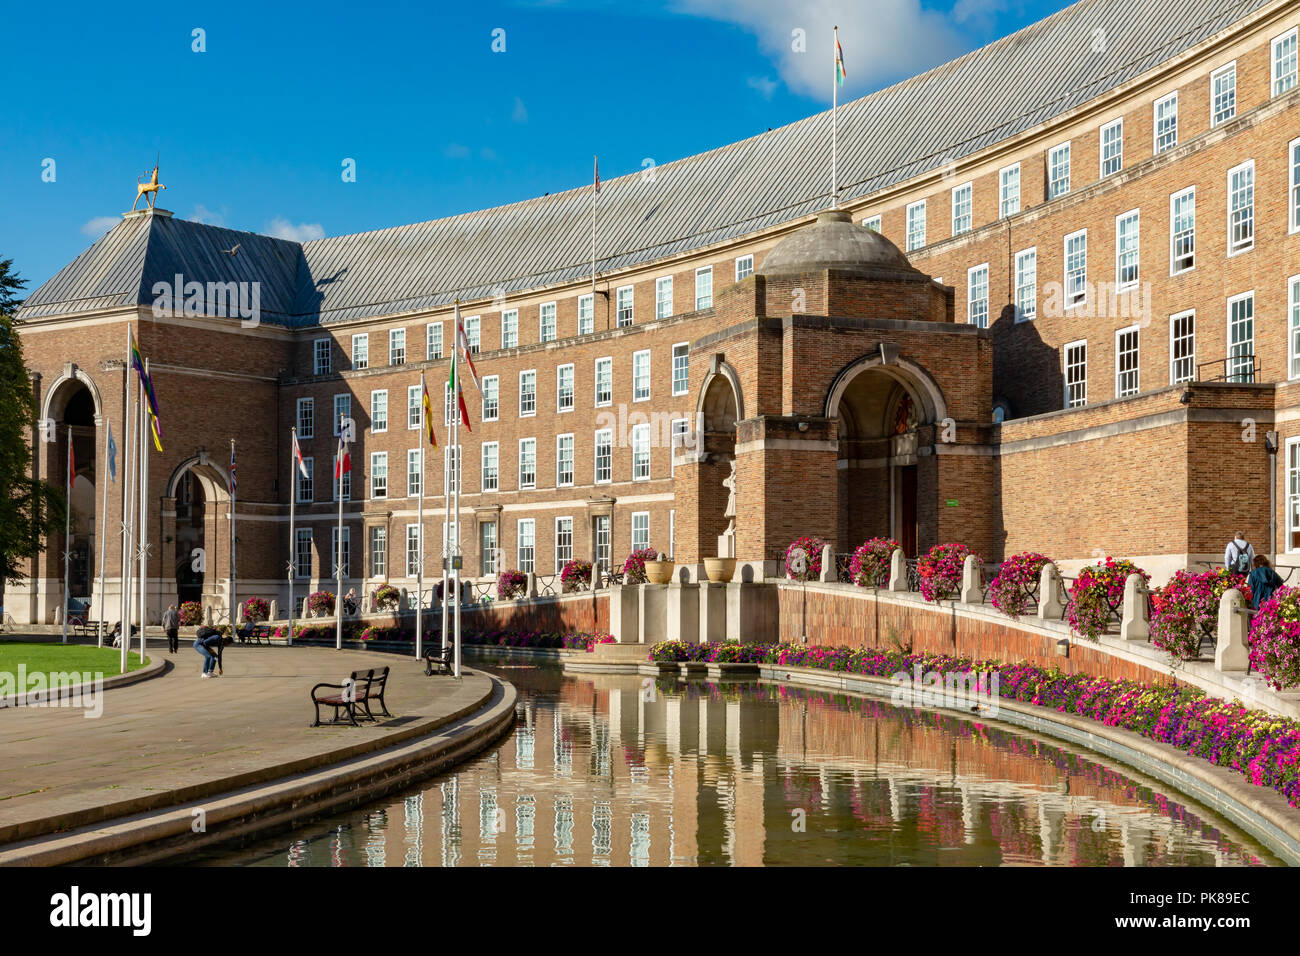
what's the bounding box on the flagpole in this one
[452,357,461,681]
[62,426,71,644]
[139,361,151,663]
[336,415,344,650]
[440,364,450,655]
[416,372,426,660]
[832,25,839,209]
[96,416,111,647]
[591,156,598,301]
[119,328,134,674]
[229,438,236,630]
[288,427,296,648]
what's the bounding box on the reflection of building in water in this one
[339,674,1257,867]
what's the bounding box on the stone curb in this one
[760,663,1300,866]
[0,654,165,710]
[0,672,517,866]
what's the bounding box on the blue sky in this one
[0,0,1068,291]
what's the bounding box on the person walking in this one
[161,604,180,654]
[1224,532,1255,574]
[1247,555,1284,611]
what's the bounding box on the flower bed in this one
[497,570,527,600]
[647,641,769,664]
[848,537,898,588]
[242,596,269,622]
[561,559,593,593]
[917,542,978,602]
[1067,557,1148,641]
[646,641,1300,807]
[784,536,829,582]
[989,552,1050,619]
[1249,586,1300,691]
[307,590,335,617]
[373,583,400,610]
[178,601,203,626]
[1149,569,1249,662]
[621,548,658,585]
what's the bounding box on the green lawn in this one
[0,641,147,676]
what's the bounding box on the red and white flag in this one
[292,429,309,479]
[455,302,480,393]
[335,428,351,479]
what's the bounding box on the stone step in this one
[594,641,652,661]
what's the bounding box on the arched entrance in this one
[826,354,947,557]
[165,457,233,613]
[42,373,100,616]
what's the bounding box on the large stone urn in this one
[703,557,736,583]
[644,552,675,585]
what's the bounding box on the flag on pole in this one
[835,28,846,85]
[129,329,164,452]
[107,424,117,482]
[292,429,309,478]
[420,375,439,449]
[594,155,600,194]
[454,304,480,392]
[449,342,472,433]
[335,429,351,479]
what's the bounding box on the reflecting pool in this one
[185,659,1279,866]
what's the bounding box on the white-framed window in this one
[501,308,518,349]
[405,524,421,578]
[443,445,461,495]
[331,527,350,578]
[480,522,497,575]
[578,294,594,336]
[616,286,634,327]
[631,512,649,552]
[1170,186,1196,275]
[517,519,535,573]
[481,442,498,491]
[1153,92,1178,154]
[1228,160,1254,255]
[1115,326,1140,398]
[861,214,881,232]
[1212,62,1237,126]
[370,451,387,499]
[1014,248,1036,322]
[694,266,713,310]
[369,390,387,433]
[594,429,612,484]
[1100,119,1123,177]
[295,528,312,578]
[465,315,480,353]
[406,385,421,430]
[595,357,612,406]
[905,200,926,251]
[351,333,368,370]
[1064,229,1087,308]
[1273,27,1298,97]
[333,394,351,436]
[1170,310,1196,385]
[671,418,689,475]
[389,328,406,365]
[518,438,536,489]
[426,322,443,360]
[297,397,314,438]
[999,164,1020,217]
[1287,438,1300,552]
[593,514,611,571]
[539,301,557,342]
[369,525,386,578]
[966,264,989,328]
[1291,276,1300,379]
[735,254,754,281]
[632,423,650,481]
[407,448,422,497]
[633,349,650,401]
[314,339,331,375]
[1048,142,1071,198]
[556,434,574,487]
[671,343,689,395]
[555,517,573,573]
[557,363,574,412]
[1228,291,1255,383]
[1064,340,1087,408]
[1290,137,1300,233]
[1115,209,1140,291]
[519,370,536,416]
[951,182,972,236]
[655,277,673,319]
[482,375,498,421]
[296,457,313,503]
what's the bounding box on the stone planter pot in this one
[703,557,736,583]
[644,560,675,585]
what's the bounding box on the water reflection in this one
[189,661,1278,867]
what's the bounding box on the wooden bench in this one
[424,643,455,676]
[310,667,392,727]
[238,623,274,645]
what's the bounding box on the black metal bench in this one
[239,623,273,645]
[424,643,454,676]
[310,667,392,726]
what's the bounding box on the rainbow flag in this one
[835,30,846,86]
[128,329,164,452]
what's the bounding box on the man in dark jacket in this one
[1247,555,1284,611]
[193,626,230,678]
[161,604,180,653]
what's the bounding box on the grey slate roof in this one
[19,0,1274,327]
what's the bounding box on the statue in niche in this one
[722,458,736,537]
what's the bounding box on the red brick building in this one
[12,0,1300,623]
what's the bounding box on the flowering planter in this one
[644,560,675,585]
[703,557,736,583]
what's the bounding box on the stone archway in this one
[695,363,743,558]
[163,455,234,614]
[826,353,947,557]
[39,372,101,621]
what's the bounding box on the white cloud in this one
[747,75,778,99]
[512,97,528,123]
[675,0,970,97]
[188,204,226,226]
[443,143,471,159]
[265,217,325,242]
[80,215,119,238]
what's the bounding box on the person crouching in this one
[193,625,232,678]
